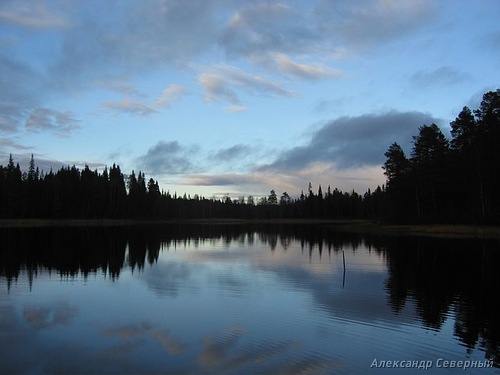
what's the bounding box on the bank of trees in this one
[383,89,500,223]
[1,89,498,223]
[0,155,373,220]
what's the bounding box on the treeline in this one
[383,89,500,223]
[0,89,498,223]
[0,154,375,220]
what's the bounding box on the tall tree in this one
[268,189,278,205]
[109,164,126,217]
[27,154,38,182]
[3,155,23,217]
[383,143,412,220]
[410,124,450,220]
[473,89,500,220]
[450,107,483,220]
[383,143,409,184]
[450,106,477,151]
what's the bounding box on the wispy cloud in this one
[103,322,186,355]
[182,164,385,197]
[0,0,70,29]
[199,65,295,106]
[199,72,240,104]
[50,1,221,85]
[0,138,33,152]
[0,57,46,133]
[224,104,247,113]
[316,0,435,50]
[219,3,316,58]
[103,99,157,117]
[211,144,252,162]
[137,141,200,175]
[25,108,79,136]
[103,84,187,116]
[23,303,76,329]
[95,75,143,96]
[270,53,342,80]
[154,84,187,108]
[197,325,337,374]
[218,1,435,60]
[480,30,500,54]
[1,1,438,131]
[410,66,472,88]
[182,173,258,187]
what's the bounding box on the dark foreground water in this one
[1,223,499,374]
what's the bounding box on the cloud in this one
[0,0,70,29]
[179,165,383,198]
[103,99,157,117]
[410,66,472,88]
[261,111,440,171]
[179,162,387,197]
[199,65,295,105]
[211,144,252,162]
[1,1,439,133]
[182,173,258,187]
[103,84,186,116]
[137,140,200,175]
[219,3,317,59]
[137,261,196,297]
[480,30,500,54]
[0,57,46,133]
[95,75,142,96]
[103,322,186,355]
[154,84,187,108]
[0,138,33,152]
[270,53,342,80]
[316,0,435,50]
[224,104,247,113]
[197,324,339,374]
[198,326,299,373]
[0,110,23,133]
[23,303,76,329]
[218,1,435,60]
[51,1,221,85]
[136,111,440,196]
[199,72,239,104]
[25,108,79,136]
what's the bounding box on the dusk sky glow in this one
[1,0,499,199]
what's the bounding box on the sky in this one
[1,0,499,200]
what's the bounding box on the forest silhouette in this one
[1,89,499,224]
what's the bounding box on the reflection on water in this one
[0,223,499,374]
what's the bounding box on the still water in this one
[1,223,499,374]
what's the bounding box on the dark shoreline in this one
[1,218,499,239]
[0,218,341,228]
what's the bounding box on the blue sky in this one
[1,0,499,199]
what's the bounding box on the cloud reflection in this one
[23,303,77,329]
[198,325,340,374]
[102,322,186,355]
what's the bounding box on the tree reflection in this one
[0,223,499,366]
[381,235,500,365]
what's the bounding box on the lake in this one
[1,223,499,374]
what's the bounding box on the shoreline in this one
[0,218,340,228]
[333,221,500,239]
[0,218,499,239]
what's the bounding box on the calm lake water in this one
[1,223,499,374]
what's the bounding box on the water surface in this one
[1,224,499,374]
